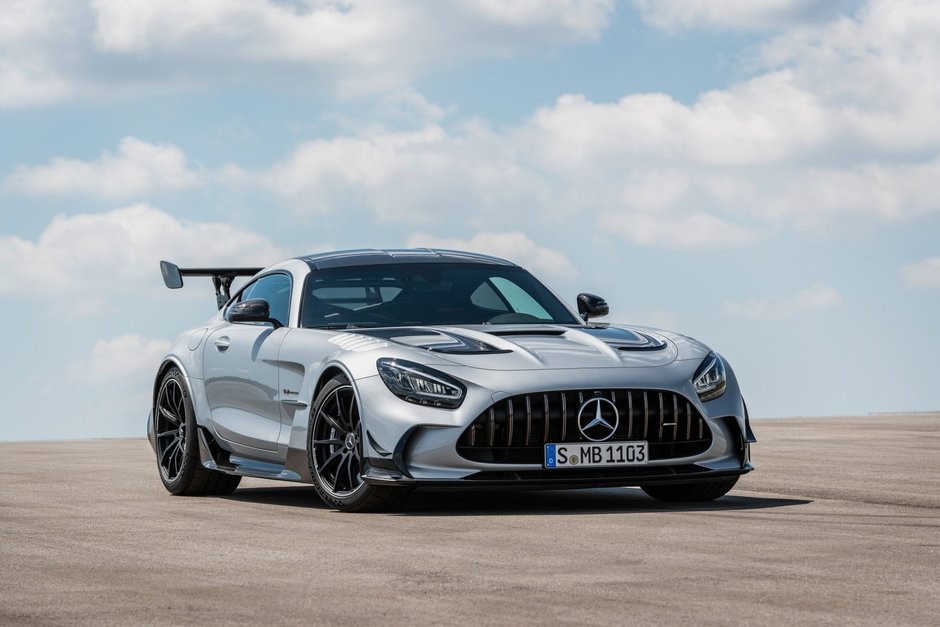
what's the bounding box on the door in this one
[204,273,292,453]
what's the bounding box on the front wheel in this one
[307,375,411,512]
[641,478,738,502]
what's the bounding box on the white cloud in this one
[10,0,940,255]
[599,211,760,249]
[632,0,848,32]
[226,123,550,224]
[90,0,612,60]
[0,0,75,107]
[755,1,940,152]
[722,284,843,320]
[68,334,170,387]
[225,72,836,238]
[0,58,71,108]
[221,0,940,239]
[758,159,940,227]
[901,257,940,289]
[65,335,171,437]
[0,205,285,303]
[406,231,576,279]
[523,73,830,169]
[377,89,453,124]
[0,0,614,107]
[6,137,200,199]
[228,57,940,241]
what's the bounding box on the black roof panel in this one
[297,248,516,270]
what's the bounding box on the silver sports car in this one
[149,249,755,511]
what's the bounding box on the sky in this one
[1,0,939,441]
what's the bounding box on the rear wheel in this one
[641,478,738,502]
[307,375,411,512]
[154,368,241,496]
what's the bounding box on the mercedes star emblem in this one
[577,397,619,442]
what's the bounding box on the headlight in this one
[693,352,726,402]
[376,358,466,409]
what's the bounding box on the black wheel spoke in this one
[322,447,344,471]
[175,446,184,475]
[156,378,187,483]
[312,383,364,498]
[331,453,349,491]
[345,454,355,492]
[159,405,180,424]
[347,395,357,430]
[331,392,345,422]
[160,439,176,465]
[319,408,346,434]
[169,446,180,476]
[336,453,352,490]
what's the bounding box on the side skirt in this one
[197,429,305,482]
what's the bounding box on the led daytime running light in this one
[693,352,727,402]
[377,358,465,409]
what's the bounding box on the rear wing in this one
[160,260,264,309]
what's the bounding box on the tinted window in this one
[301,263,578,328]
[234,273,292,327]
[309,285,403,310]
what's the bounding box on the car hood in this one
[354,324,686,370]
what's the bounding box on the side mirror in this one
[228,298,282,329]
[160,260,183,289]
[577,293,609,322]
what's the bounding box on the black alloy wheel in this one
[155,376,188,483]
[153,368,241,496]
[307,374,412,512]
[310,383,364,497]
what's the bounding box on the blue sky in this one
[1,0,938,441]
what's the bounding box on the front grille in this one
[457,389,712,464]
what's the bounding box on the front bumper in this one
[362,461,753,489]
[349,360,754,487]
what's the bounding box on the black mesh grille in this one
[457,389,711,464]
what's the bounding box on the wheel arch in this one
[312,364,351,402]
[152,356,194,411]
[308,361,365,423]
[287,361,360,482]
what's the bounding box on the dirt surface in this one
[1,414,938,626]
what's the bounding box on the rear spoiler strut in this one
[160,260,264,309]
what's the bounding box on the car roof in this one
[296,248,517,270]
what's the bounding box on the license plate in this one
[544,442,648,468]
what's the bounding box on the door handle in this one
[214,337,231,351]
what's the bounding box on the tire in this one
[307,374,411,512]
[154,368,241,496]
[641,478,738,502]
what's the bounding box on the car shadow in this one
[394,488,810,516]
[222,485,811,516]
[221,486,330,509]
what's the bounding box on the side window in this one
[230,274,292,327]
[489,277,551,319]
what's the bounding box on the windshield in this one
[300,263,580,328]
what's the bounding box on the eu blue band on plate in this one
[545,444,556,468]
